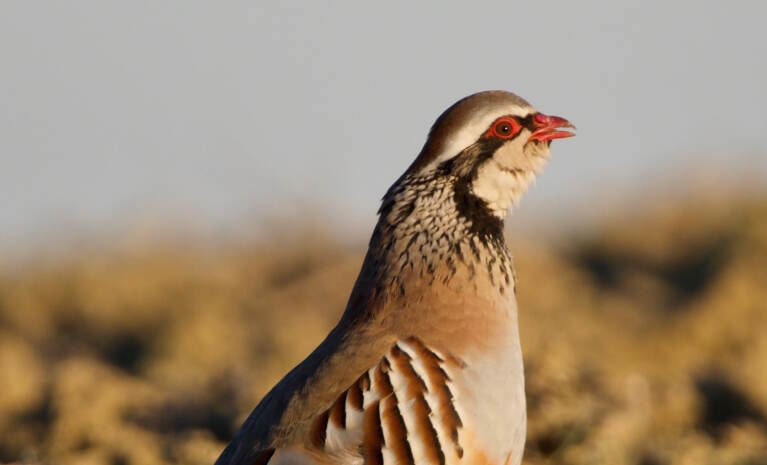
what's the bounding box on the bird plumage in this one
[215,90,574,465]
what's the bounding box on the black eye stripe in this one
[478,113,539,145]
[519,113,538,131]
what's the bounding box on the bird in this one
[215,90,575,465]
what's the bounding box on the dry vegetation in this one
[1,196,766,465]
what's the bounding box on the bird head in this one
[403,90,575,219]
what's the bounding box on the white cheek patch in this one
[422,104,532,172]
[471,162,538,217]
[470,139,549,218]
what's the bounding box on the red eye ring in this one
[489,117,521,139]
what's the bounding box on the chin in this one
[526,141,552,160]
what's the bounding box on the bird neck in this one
[345,173,516,322]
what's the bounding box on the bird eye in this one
[490,117,520,139]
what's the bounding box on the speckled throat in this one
[364,169,516,299]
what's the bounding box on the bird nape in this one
[215,90,575,465]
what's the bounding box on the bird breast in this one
[309,314,526,465]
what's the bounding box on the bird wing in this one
[215,336,466,465]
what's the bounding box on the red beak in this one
[527,113,576,143]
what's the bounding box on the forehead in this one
[411,91,535,172]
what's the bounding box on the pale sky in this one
[1,1,766,246]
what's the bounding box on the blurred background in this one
[1,2,766,464]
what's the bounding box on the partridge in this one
[215,90,575,465]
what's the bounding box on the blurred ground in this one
[1,194,766,465]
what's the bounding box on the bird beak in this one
[527,113,576,143]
